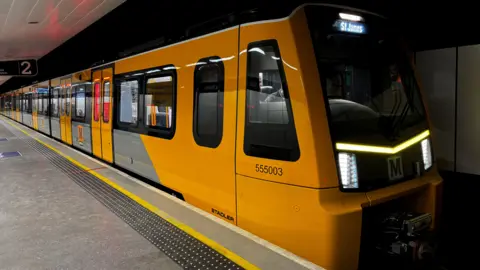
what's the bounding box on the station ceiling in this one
[0,0,470,92]
[0,0,126,86]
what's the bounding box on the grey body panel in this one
[113,129,160,183]
[72,121,92,154]
[37,114,51,135]
[23,113,32,127]
[51,117,61,139]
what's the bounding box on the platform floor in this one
[0,116,321,270]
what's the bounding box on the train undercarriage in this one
[359,194,443,270]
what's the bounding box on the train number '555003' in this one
[255,164,283,176]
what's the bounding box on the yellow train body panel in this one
[118,27,240,223]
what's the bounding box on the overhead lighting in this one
[210,56,235,62]
[146,69,161,74]
[148,76,172,83]
[186,62,206,67]
[163,66,180,70]
[339,12,363,22]
[248,47,265,55]
[282,60,298,71]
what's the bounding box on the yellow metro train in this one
[0,3,443,269]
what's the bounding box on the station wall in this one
[416,45,480,175]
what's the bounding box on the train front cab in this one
[234,5,442,270]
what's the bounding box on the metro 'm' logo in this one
[387,156,404,180]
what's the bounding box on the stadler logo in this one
[211,208,234,222]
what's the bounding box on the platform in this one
[0,116,321,270]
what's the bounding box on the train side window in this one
[144,75,174,130]
[37,94,41,114]
[193,57,224,148]
[25,94,31,114]
[244,40,300,161]
[52,89,59,117]
[71,86,77,117]
[119,80,139,124]
[32,94,37,113]
[38,94,43,114]
[75,86,86,119]
[60,89,65,116]
[42,94,48,116]
[103,81,111,123]
[93,82,100,121]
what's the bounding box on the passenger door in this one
[65,78,73,145]
[60,82,67,141]
[92,67,114,163]
[59,79,73,145]
[32,91,38,130]
[235,25,307,239]
[50,86,61,139]
[15,93,20,122]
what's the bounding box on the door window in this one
[94,82,100,121]
[103,81,111,123]
[66,87,71,117]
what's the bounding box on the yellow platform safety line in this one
[4,118,259,270]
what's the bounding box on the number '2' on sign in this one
[20,61,33,75]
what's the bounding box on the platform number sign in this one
[20,60,34,75]
[0,59,38,76]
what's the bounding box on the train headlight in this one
[421,138,433,170]
[338,152,359,189]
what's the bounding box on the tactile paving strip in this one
[21,137,243,270]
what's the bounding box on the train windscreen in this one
[306,6,428,146]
